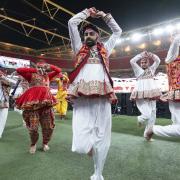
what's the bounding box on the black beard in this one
[85,38,96,47]
[142,67,148,70]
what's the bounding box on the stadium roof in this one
[0,0,180,50]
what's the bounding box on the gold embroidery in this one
[16,99,57,110]
[138,69,154,80]
[130,89,161,100]
[68,80,114,97]
[87,58,100,64]
[30,74,49,87]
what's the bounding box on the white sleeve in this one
[150,54,161,74]
[130,54,144,78]
[68,9,90,54]
[165,35,180,64]
[104,14,122,57]
[0,75,17,85]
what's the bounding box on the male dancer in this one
[146,34,180,139]
[130,51,161,141]
[68,7,122,180]
[0,69,16,138]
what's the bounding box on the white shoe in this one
[43,144,50,152]
[29,145,36,154]
[90,174,96,180]
[90,174,104,180]
[23,121,26,127]
[147,138,155,142]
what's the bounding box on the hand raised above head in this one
[95,11,106,18]
[173,33,180,44]
[140,51,148,57]
[88,7,97,17]
[147,52,154,58]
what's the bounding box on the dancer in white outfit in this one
[0,70,16,138]
[146,35,180,139]
[12,75,29,115]
[68,7,122,180]
[130,51,161,141]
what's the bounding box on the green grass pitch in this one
[0,111,180,180]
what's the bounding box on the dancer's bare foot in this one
[145,128,154,141]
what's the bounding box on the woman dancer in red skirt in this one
[16,62,62,154]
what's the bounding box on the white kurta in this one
[0,79,8,138]
[130,53,161,100]
[153,35,180,137]
[68,52,114,97]
[0,108,8,138]
[130,53,161,138]
[0,75,16,138]
[13,79,29,115]
[68,8,122,180]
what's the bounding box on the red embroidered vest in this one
[69,42,113,86]
[75,42,109,69]
[167,57,180,91]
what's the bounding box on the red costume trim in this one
[16,65,62,110]
[69,42,113,87]
[167,57,180,91]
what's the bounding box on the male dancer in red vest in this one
[68,7,122,180]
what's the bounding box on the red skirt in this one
[16,86,57,110]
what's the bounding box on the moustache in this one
[86,37,94,42]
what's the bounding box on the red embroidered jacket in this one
[69,42,113,87]
[167,57,180,91]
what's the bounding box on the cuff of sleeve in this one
[152,54,157,59]
[137,54,143,59]
[174,38,180,45]
[50,65,61,72]
[103,13,113,23]
[82,9,90,18]
[50,64,55,69]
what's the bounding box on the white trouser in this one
[0,108,8,138]
[153,101,180,137]
[72,97,111,180]
[169,101,180,124]
[136,99,156,137]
